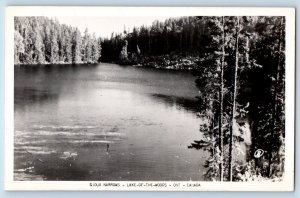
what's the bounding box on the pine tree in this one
[82,28,92,63]
[119,40,129,61]
[57,24,65,63]
[267,16,285,177]
[218,16,226,181]
[228,16,241,181]
[192,16,226,181]
[22,18,35,64]
[64,27,73,63]
[72,28,82,64]
[34,19,45,64]
[97,37,102,62]
[50,23,59,63]
[14,30,24,64]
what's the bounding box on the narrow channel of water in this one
[14,63,207,181]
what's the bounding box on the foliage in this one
[14,17,101,65]
[190,16,285,181]
[101,17,207,63]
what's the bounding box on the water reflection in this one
[14,63,206,181]
[14,87,59,108]
[151,93,199,113]
[15,152,90,181]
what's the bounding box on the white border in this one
[4,6,295,191]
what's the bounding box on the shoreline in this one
[14,55,201,72]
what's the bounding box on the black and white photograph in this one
[5,7,295,191]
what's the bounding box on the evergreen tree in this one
[91,33,100,63]
[97,37,102,62]
[34,20,45,64]
[119,40,129,61]
[23,18,35,64]
[50,23,59,63]
[72,28,82,64]
[14,16,102,65]
[14,30,24,64]
[64,27,73,63]
[82,28,92,63]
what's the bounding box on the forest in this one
[101,17,208,69]
[101,16,285,181]
[14,17,101,65]
[14,16,285,181]
[190,16,285,181]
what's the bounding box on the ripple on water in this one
[14,125,124,173]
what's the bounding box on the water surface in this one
[14,63,207,181]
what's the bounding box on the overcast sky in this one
[55,16,171,38]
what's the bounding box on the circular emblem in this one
[254,149,264,158]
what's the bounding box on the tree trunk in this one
[228,16,240,182]
[219,16,225,181]
[268,16,284,178]
[148,30,151,54]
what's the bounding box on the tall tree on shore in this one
[91,33,100,63]
[64,27,73,63]
[218,16,226,181]
[268,16,285,177]
[34,24,45,64]
[72,28,82,64]
[228,16,240,181]
[119,40,129,61]
[97,37,102,62]
[23,18,35,64]
[192,16,229,181]
[43,23,52,63]
[57,25,65,62]
[50,24,59,63]
[239,16,286,179]
[14,30,24,64]
[82,28,92,63]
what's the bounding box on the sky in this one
[56,16,171,38]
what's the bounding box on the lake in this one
[14,63,207,181]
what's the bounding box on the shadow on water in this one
[15,152,90,181]
[35,154,89,181]
[150,93,212,169]
[188,140,211,150]
[14,64,98,108]
[149,94,210,151]
[14,87,59,108]
[150,93,199,113]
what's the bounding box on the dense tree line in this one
[101,17,208,63]
[191,16,285,181]
[14,17,101,65]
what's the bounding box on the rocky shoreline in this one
[119,54,201,70]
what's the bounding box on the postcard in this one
[4,6,295,191]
